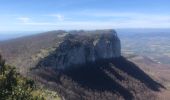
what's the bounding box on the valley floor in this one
[127,55,170,100]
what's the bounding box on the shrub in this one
[0,54,45,100]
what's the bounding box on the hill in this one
[0,30,66,74]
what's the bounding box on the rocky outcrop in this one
[38,29,121,70]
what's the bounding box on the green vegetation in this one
[32,89,61,100]
[0,54,45,100]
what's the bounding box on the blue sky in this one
[0,0,170,32]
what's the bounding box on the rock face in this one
[38,29,121,70]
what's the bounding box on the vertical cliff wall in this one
[38,29,121,70]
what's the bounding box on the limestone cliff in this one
[38,29,121,70]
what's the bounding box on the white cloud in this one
[16,12,170,29]
[17,17,31,23]
[48,14,64,21]
[18,20,170,29]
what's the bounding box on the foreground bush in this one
[0,54,45,100]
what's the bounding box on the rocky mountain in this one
[0,29,164,100]
[37,29,121,70]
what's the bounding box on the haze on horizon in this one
[0,0,170,32]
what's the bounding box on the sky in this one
[0,0,170,32]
